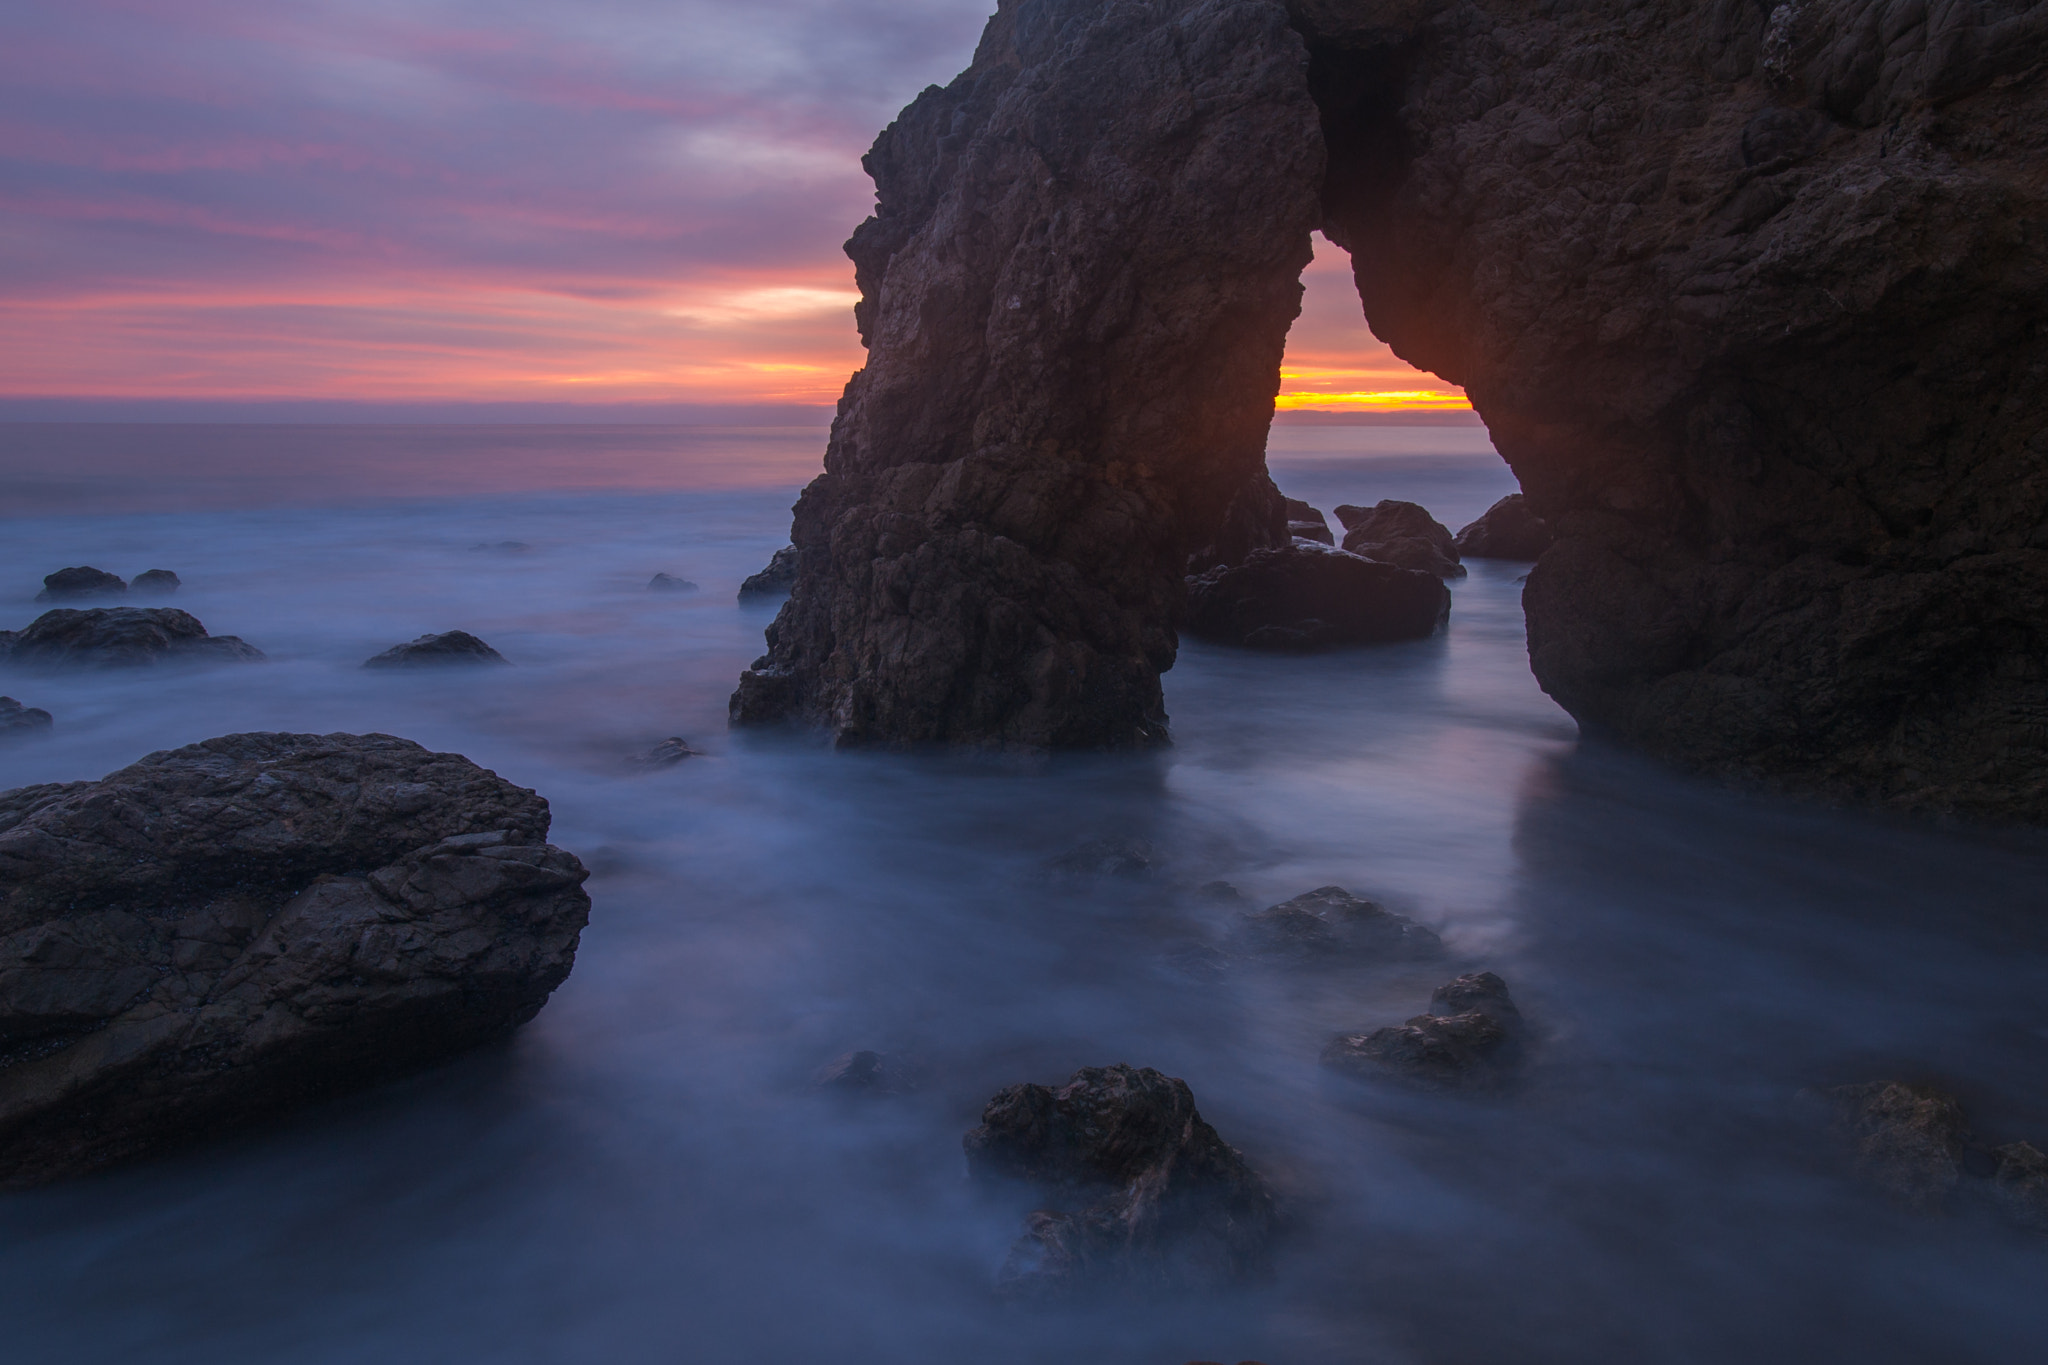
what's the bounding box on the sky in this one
[0,0,1465,416]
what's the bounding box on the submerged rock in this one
[1990,1141,2048,1233]
[362,631,509,669]
[0,731,591,1186]
[1812,1082,1975,1214]
[1185,544,1449,651]
[129,569,181,595]
[34,567,125,602]
[648,573,699,593]
[1232,886,1442,962]
[637,737,700,767]
[0,697,53,737]
[1282,496,1334,546]
[1453,495,1550,561]
[736,546,798,601]
[1045,836,1159,880]
[1,609,263,669]
[1334,501,1464,579]
[1321,972,1523,1090]
[964,1064,1275,1299]
[812,1049,915,1096]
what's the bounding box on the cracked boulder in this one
[0,731,590,1186]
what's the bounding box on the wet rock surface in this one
[1334,500,1464,578]
[362,631,509,669]
[0,731,591,1186]
[964,1063,1275,1298]
[129,569,180,595]
[0,698,53,737]
[34,567,125,602]
[736,545,799,601]
[1,608,263,669]
[730,0,1324,748]
[1185,544,1449,650]
[1232,885,1443,962]
[1322,972,1522,1089]
[1454,495,1551,561]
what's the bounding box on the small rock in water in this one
[35,566,126,602]
[362,631,510,668]
[2,609,263,669]
[737,545,799,600]
[1810,1081,1975,1214]
[1454,494,1551,561]
[129,569,181,595]
[812,1049,914,1095]
[1321,972,1523,1090]
[1334,500,1465,578]
[1184,544,1448,650]
[637,737,700,766]
[1,696,54,737]
[1046,836,1158,879]
[647,573,699,593]
[1282,495,1333,546]
[1232,886,1443,962]
[1194,880,1250,907]
[964,1064,1275,1299]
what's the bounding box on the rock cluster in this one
[964,1063,1275,1298]
[0,698,53,738]
[1333,500,1464,578]
[1321,972,1523,1089]
[1231,885,1443,962]
[0,609,262,669]
[1811,1080,2048,1229]
[730,0,1325,748]
[0,732,590,1186]
[1185,544,1448,650]
[362,631,509,669]
[1454,494,1550,561]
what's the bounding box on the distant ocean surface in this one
[2,423,2045,1364]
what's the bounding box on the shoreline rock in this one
[0,732,591,1187]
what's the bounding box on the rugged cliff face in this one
[740,0,2048,816]
[1300,0,2048,816]
[730,0,1321,748]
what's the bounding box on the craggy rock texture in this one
[1455,493,1551,560]
[963,1063,1275,1297]
[1231,884,1444,961]
[731,0,1325,748]
[2,609,263,669]
[362,631,509,669]
[1295,0,2048,816]
[35,567,125,602]
[0,732,590,1186]
[0,698,53,738]
[1334,499,1465,577]
[1321,970,1522,1088]
[1185,543,1449,649]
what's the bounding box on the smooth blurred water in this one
[1,423,2045,1365]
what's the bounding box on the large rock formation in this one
[730,0,1324,748]
[0,732,590,1186]
[734,0,2048,815]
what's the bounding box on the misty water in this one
[3,422,2047,1364]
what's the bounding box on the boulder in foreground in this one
[964,1063,1274,1299]
[1453,495,1551,561]
[0,731,590,1187]
[1185,545,1448,651]
[35,567,125,602]
[2,608,263,669]
[362,631,509,668]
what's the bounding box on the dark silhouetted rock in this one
[1,609,263,669]
[1232,885,1443,962]
[34,567,125,602]
[1322,972,1522,1090]
[636,737,700,767]
[964,1063,1275,1298]
[1812,1081,1974,1214]
[0,698,52,738]
[1046,836,1159,880]
[812,1049,915,1096]
[129,569,181,595]
[729,0,1324,749]
[362,631,509,669]
[0,731,590,1186]
[1453,495,1550,561]
[736,545,799,601]
[1334,501,1463,578]
[648,573,699,593]
[1283,495,1334,545]
[1186,544,1448,651]
[1991,1141,2048,1233]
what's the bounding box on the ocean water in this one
[1,422,2046,1364]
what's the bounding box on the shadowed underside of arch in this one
[733,0,2048,821]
